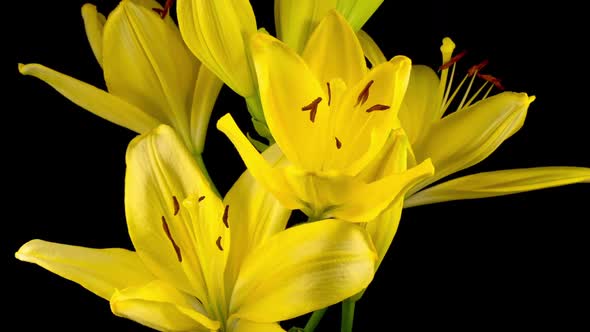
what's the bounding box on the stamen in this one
[152,0,175,19]
[161,216,182,262]
[198,195,206,202]
[302,97,322,123]
[438,50,467,71]
[222,205,229,229]
[172,196,180,216]
[464,82,492,108]
[477,73,504,90]
[468,59,489,76]
[216,236,224,251]
[335,137,342,149]
[366,104,390,113]
[356,80,374,106]
[326,82,332,106]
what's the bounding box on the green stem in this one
[303,308,327,332]
[340,298,356,332]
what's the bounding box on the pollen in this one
[172,196,180,216]
[438,50,467,71]
[216,236,224,251]
[366,104,390,113]
[302,97,322,123]
[198,195,206,202]
[356,80,374,106]
[335,137,342,149]
[222,205,229,229]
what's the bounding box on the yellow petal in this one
[398,65,440,145]
[336,0,383,31]
[274,0,337,54]
[356,29,386,67]
[217,114,300,209]
[358,129,409,182]
[405,167,590,207]
[15,239,154,301]
[177,0,257,97]
[250,32,328,171]
[190,65,224,154]
[103,0,198,145]
[110,280,220,331]
[328,158,434,222]
[412,92,534,193]
[366,199,403,270]
[223,144,291,291]
[230,219,376,323]
[233,320,285,332]
[18,63,160,133]
[326,56,412,174]
[301,10,367,87]
[81,3,106,67]
[125,125,223,301]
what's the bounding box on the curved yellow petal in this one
[233,320,285,332]
[15,239,154,301]
[412,92,534,193]
[250,32,328,171]
[177,0,257,97]
[110,280,220,331]
[405,167,590,207]
[103,0,198,145]
[190,65,223,154]
[398,65,440,145]
[18,63,160,133]
[356,29,386,67]
[301,10,367,87]
[125,125,223,300]
[217,114,300,210]
[223,144,291,291]
[366,199,403,270]
[358,128,409,182]
[274,0,337,54]
[336,0,383,31]
[81,3,106,67]
[230,219,376,323]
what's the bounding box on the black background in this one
[8,0,589,331]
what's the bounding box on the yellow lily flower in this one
[358,35,590,207]
[275,0,384,53]
[217,11,434,222]
[18,0,222,155]
[16,125,377,331]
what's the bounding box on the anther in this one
[477,73,505,90]
[366,104,390,113]
[162,216,182,262]
[222,205,229,229]
[172,196,180,216]
[216,236,224,251]
[468,59,489,76]
[438,50,468,71]
[152,0,175,19]
[356,80,374,106]
[302,97,322,123]
[198,195,206,202]
[326,82,332,106]
[335,137,342,149]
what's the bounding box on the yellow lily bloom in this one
[358,35,590,207]
[18,0,222,155]
[275,0,383,53]
[218,11,434,222]
[16,125,377,331]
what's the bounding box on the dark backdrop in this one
[8,0,589,330]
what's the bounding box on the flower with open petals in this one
[16,125,377,331]
[18,0,222,155]
[358,36,590,207]
[217,11,434,222]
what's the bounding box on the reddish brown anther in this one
[468,59,489,76]
[216,236,224,251]
[172,196,180,216]
[438,50,468,71]
[162,216,182,262]
[198,195,206,202]
[222,205,229,229]
[153,0,175,19]
[366,104,390,113]
[356,80,374,106]
[335,137,342,149]
[326,82,332,106]
[302,97,322,123]
[478,73,505,90]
